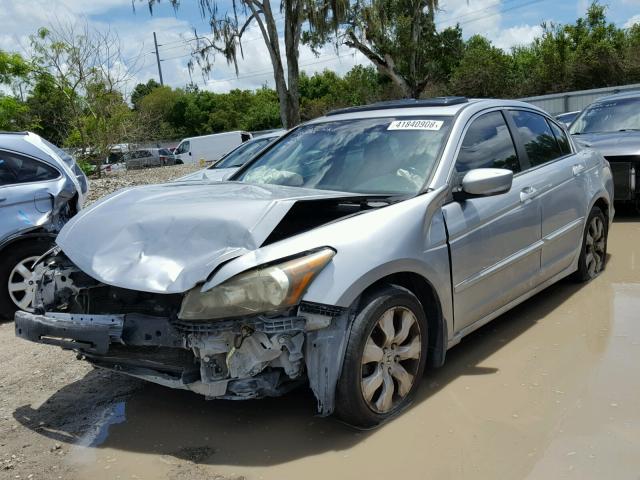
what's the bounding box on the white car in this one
[173,131,253,165]
[175,131,285,182]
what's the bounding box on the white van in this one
[173,131,252,165]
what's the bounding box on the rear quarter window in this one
[0,152,60,186]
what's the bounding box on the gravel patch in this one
[86,164,202,205]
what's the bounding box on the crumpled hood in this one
[56,182,352,293]
[574,132,640,157]
[173,167,239,183]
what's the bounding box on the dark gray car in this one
[0,132,87,318]
[125,148,175,169]
[569,91,640,206]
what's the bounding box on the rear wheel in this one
[0,241,52,320]
[573,206,608,282]
[335,285,428,428]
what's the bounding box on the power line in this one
[161,53,193,61]
[438,0,547,29]
[203,51,363,85]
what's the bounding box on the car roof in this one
[309,98,547,123]
[253,129,286,140]
[591,90,640,104]
[0,131,64,168]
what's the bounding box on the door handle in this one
[0,197,6,203]
[572,164,585,176]
[520,186,537,203]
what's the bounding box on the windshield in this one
[213,137,273,169]
[175,141,190,154]
[235,117,452,195]
[569,97,640,134]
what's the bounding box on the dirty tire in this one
[0,240,52,321]
[335,285,428,428]
[573,206,608,282]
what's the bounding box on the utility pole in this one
[153,32,164,86]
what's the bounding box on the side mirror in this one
[461,168,513,196]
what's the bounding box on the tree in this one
[131,79,161,110]
[137,85,183,139]
[449,36,512,98]
[142,0,347,128]
[30,22,144,176]
[26,72,74,145]
[342,0,463,98]
[0,51,31,85]
[0,51,32,132]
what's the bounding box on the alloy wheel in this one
[585,216,606,277]
[360,306,422,414]
[7,256,40,312]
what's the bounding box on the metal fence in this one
[520,83,640,115]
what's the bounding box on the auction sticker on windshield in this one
[388,119,443,131]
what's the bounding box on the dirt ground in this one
[1,208,639,479]
[85,164,201,204]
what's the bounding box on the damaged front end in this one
[15,251,351,415]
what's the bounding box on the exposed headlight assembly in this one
[178,248,335,320]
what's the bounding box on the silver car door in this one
[507,110,588,280]
[442,110,542,333]
[0,151,61,239]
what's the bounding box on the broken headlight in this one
[178,248,335,320]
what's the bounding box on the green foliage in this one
[26,72,74,145]
[450,36,512,98]
[131,79,162,110]
[0,51,31,84]
[0,95,31,131]
[344,0,464,98]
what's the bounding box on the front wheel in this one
[0,240,52,320]
[573,206,608,282]
[335,285,428,428]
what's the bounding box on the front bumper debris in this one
[14,309,308,400]
[15,311,123,354]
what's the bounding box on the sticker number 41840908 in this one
[388,119,443,131]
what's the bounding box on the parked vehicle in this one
[124,148,175,170]
[0,132,87,319]
[173,131,252,165]
[15,98,613,427]
[569,91,640,207]
[556,110,580,126]
[174,131,285,182]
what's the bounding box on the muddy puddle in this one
[22,220,640,479]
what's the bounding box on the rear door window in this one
[456,111,520,174]
[509,110,564,167]
[0,152,60,186]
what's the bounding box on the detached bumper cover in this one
[15,311,124,354]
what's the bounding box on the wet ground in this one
[2,215,639,480]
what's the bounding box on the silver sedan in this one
[15,98,613,428]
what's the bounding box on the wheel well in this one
[359,272,446,368]
[593,197,609,223]
[0,232,55,257]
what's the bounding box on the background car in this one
[173,131,252,165]
[555,110,581,126]
[174,130,285,182]
[124,148,175,170]
[569,91,640,206]
[0,131,87,319]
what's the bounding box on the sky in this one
[0,0,638,96]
